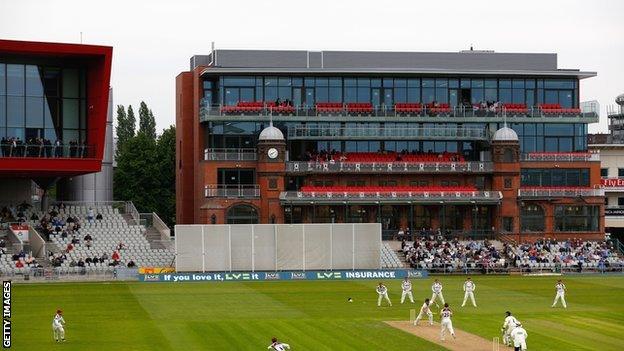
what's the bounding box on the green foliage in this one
[138,101,157,139]
[114,102,175,227]
[12,276,624,350]
[114,105,135,154]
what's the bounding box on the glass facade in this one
[521,168,590,187]
[506,122,587,152]
[215,75,579,108]
[0,62,88,143]
[554,205,599,232]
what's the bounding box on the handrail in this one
[0,143,96,158]
[204,184,261,198]
[518,187,604,197]
[204,148,257,161]
[521,152,599,162]
[200,102,599,119]
[140,212,171,241]
[286,160,493,173]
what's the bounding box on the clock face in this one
[267,148,279,159]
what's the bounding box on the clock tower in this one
[256,121,286,223]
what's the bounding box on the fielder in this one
[414,298,433,326]
[376,282,392,307]
[268,337,290,350]
[440,303,456,341]
[430,279,445,307]
[551,279,567,308]
[52,309,66,342]
[400,277,415,304]
[510,322,528,351]
[461,277,477,307]
[502,311,520,346]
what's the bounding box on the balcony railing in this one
[204,148,257,161]
[0,143,95,158]
[285,161,493,174]
[200,102,599,120]
[287,125,487,140]
[204,184,260,198]
[518,187,604,198]
[280,190,502,204]
[521,152,600,162]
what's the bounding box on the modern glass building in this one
[177,49,604,241]
[0,39,112,204]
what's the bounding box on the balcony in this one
[204,148,257,161]
[521,152,600,162]
[280,187,502,205]
[518,187,604,198]
[204,185,260,198]
[285,160,493,174]
[287,125,487,140]
[199,101,599,124]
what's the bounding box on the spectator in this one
[86,207,94,224]
[15,260,24,268]
[127,260,136,268]
[66,243,74,253]
[96,213,103,221]
[112,251,120,262]
[77,259,85,267]
[117,242,125,251]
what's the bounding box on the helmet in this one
[56,309,62,314]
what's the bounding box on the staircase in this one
[144,227,172,250]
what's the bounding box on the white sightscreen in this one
[175,225,203,271]
[175,223,381,272]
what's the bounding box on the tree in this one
[138,101,156,139]
[154,126,176,226]
[115,105,135,153]
[113,133,159,216]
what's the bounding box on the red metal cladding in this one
[0,39,112,177]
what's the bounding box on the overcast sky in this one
[1,0,622,133]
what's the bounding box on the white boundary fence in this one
[175,223,381,272]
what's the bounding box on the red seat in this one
[347,103,373,114]
[395,103,422,114]
[316,102,344,114]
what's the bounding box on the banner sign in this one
[139,269,428,283]
[605,208,624,216]
[602,178,624,188]
[10,224,29,242]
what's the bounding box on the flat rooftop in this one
[190,49,595,79]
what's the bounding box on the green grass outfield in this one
[11,275,624,350]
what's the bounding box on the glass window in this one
[62,68,79,98]
[407,79,420,88]
[62,99,79,129]
[512,89,524,103]
[619,168,624,177]
[422,79,434,88]
[0,97,4,127]
[448,79,459,88]
[357,78,370,87]
[407,88,420,103]
[485,88,497,102]
[278,77,291,86]
[601,168,608,177]
[329,78,341,87]
[370,78,381,88]
[471,79,483,88]
[559,90,573,108]
[435,79,448,87]
[498,89,511,103]
[6,64,24,95]
[512,79,524,89]
[422,88,435,103]
[435,88,448,103]
[499,79,511,88]
[382,78,393,87]
[344,87,356,103]
[25,65,44,97]
[555,205,599,232]
[484,79,497,88]
[460,79,470,88]
[547,124,574,135]
[545,79,574,89]
[0,64,5,95]
[521,204,545,232]
[356,87,370,102]
[328,87,342,102]
[7,96,24,127]
[545,90,558,104]
[525,79,536,89]
[223,76,255,86]
[25,97,44,128]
